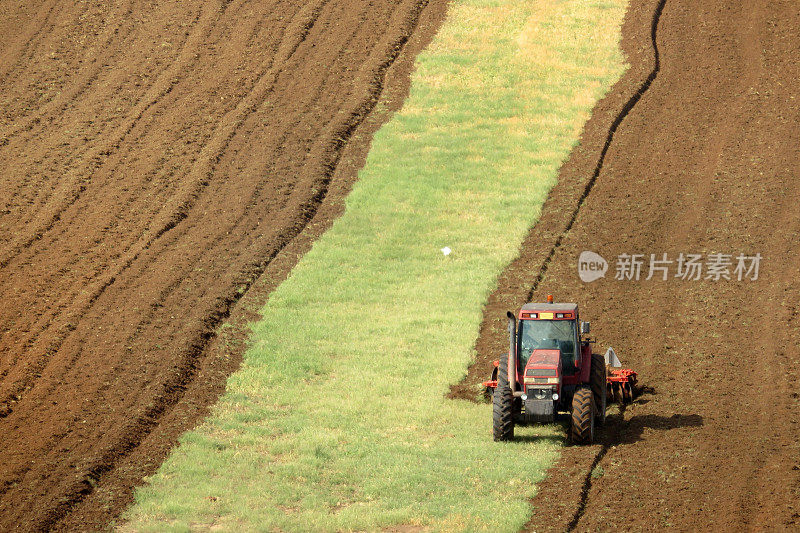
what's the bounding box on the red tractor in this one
[486,296,636,444]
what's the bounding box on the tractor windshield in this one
[518,319,578,374]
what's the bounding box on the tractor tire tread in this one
[590,353,607,425]
[570,387,595,444]
[492,356,514,441]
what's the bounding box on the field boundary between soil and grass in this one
[522,0,667,304]
[43,2,451,530]
[122,0,631,530]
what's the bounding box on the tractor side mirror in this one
[580,321,591,335]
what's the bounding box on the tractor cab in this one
[517,302,580,376]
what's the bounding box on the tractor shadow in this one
[566,379,699,530]
[514,410,704,447]
[600,411,704,446]
[597,386,703,446]
[563,395,704,531]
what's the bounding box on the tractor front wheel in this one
[570,387,595,444]
[492,358,514,441]
[590,353,607,425]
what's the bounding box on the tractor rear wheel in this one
[590,354,607,425]
[492,357,514,441]
[570,387,595,444]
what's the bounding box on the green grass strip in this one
[123,0,628,530]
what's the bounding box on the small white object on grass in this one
[441,246,451,256]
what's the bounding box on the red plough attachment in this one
[607,367,637,404]
[604,347,636,404]
[482,360,499,397]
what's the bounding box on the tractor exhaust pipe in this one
[507,311,517,394]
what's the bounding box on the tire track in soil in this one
[0,0,136,143]
[3,0,394,414]
[0,0,60,81]
[22,0,367,468]
[0,0,297,419]
[0,0,449,530]
[0,2,286,383]
[454,0,800,531]
[0,1,222,269]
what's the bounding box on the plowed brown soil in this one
[456,0,800,530]
[0,0,447,530]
